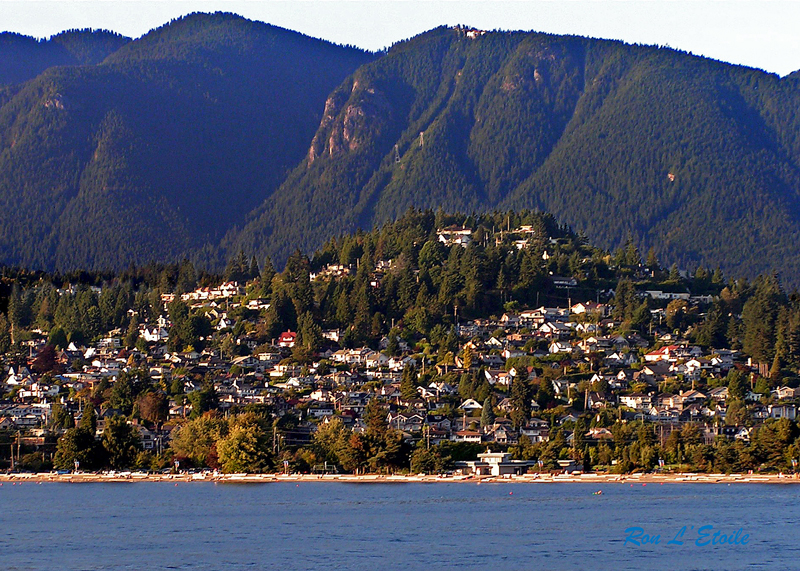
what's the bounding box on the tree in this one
[54,427,102,470]
[110,374,136,414]
[510,377,531,428]
[363,400,388,436]
[480,397,495,427]
[292,312,322,363]
[462,345,473,370]
[217,424,270,473]
[0,313,11,353]
[102,416,142,469]
[170,413,227,467]
[338,432,369,474]
[49,403,75,430]
[188,382,219,419]
[31,345,58,374]
[48,326,68,350]
[79,406,97,433]
[410,446,439,474]
[312,417,349,467]
[137,391,168,426]
[400,365,418,401]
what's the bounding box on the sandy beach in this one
[2,471,799,485]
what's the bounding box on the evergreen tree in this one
[480,397,495,427]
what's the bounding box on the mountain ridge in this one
[2,15,800,280]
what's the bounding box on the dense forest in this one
[3,14,800,283]
[0,13,372,270]
[0,29,130,86]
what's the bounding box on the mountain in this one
[0,29,130,86]
[3,18,800,281]
[232,26,800,281]
[0,13,372,270]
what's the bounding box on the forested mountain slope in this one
[0,13,372,270]
[2,18,800,281]
[233,26,800,280]
[0,29,130,87]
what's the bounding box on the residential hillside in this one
[2,210,800,475]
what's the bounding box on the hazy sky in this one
[3,1,800,76]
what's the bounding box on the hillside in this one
[0,13,372,270]
[2,18,800,280]
[233,27,800,280]
[0,29,129,86]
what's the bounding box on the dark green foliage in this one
[232,27,800,283]
[188,382,219,419]
[2,21,800,281]
[0,29,129,86]
[53,426,103,470]
[0,13,371,271]
[101,416,142,469]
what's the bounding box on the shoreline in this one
[2,471,799,485]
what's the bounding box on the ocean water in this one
[1,481,797,570]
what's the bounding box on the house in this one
[585,427,614,441]
[620,393,652,410]
[365,351,389,369]
[587,391,615,409]
[678,389,707,406]
[486,426,518,445]
[539,322,573,339]
[769,404,797,420]
[551,276,578,288]
[479,353,505,367]
[459,399,483,412]
[141,326,169,343]
[637,362,672,384]
[437,225,472,247]
[451,430,483,443]
[278,331,297,348]
[772,386,799,400]
[387,412,426,432]
[571,301,607,316]
[484,369,512,387]
[457,451,531,476]
[520,418,549,442]
[548,341,573,354]
[644,345,681,363]
[647,406,680,423]
[575,322,601,335]
[551,379,574,397]
[502,348,528,360]
[427,381,456,397]
[379,336,409,352]
[708,386,729,402]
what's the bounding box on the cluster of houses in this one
[2,274,799,468]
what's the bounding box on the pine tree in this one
[510,377,531,429]
[480,397,495,427]
[400,365,418,402]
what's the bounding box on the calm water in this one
[1,481,797,570]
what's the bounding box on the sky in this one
[2,0,800,76]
